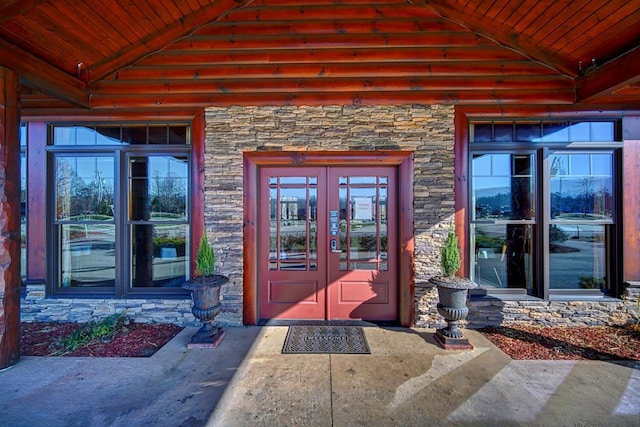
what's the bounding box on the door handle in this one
[330,239,342,253]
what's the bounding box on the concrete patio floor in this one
[1,325,639,426]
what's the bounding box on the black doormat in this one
[282,325,370,354]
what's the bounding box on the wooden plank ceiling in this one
[0,0,638,114]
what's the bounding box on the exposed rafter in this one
[417,0,580,78]
[0,0,49,24]
[0,38,89,108]
[87,0,255,84]
[577,47,640,103]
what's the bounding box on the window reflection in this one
[56,156,115,220]
[549,224,608,291]
[550,153,613,220]
[268,176,318,271]
[129,156,188,221]
[472,154,534,221]
[473,224,532,289]
[131,224,188,288]
[59,224,116,287]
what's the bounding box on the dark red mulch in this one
[478,324,640,361]
[20,322,184,357]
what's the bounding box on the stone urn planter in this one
[430,224,477,350]
[429,275,477,350]
[182,233,228,348]
[183,273,229,347]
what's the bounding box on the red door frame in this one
[244,151,414,326]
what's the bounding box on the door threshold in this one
[258,319,400,327]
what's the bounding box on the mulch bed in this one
[20,321,640,360]
[20,322,184,357]
[478,324,640,361]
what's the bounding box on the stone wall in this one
[205,105,456,326]
[415,282,640,328]
[21,284,195,325]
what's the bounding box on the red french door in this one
[258,166,398,321]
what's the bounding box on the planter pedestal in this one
[429,276,477,350]
[182,274,229,348]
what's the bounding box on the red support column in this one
[0,67,21,369]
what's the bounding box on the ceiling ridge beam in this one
[87,0,256,85]
[0,38,89,108]
[576,47,640,103]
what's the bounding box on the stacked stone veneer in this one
[205,105,457,326]
[21,284,194,325]
[415,282,640,328]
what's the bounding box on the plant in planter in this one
[429,224,477,350]
[182,233,229,347]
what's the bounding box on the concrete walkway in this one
[1,326,638,426]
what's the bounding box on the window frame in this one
[45,123,192,298]
[468,119,623,300]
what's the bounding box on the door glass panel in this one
[473,224,533,289]
[350,187,376,260]
[280,188,308,259]
[339,176,387,271]
[59,224,116,287]
[550,153,613,220]
[549,224,608,290]
[349,176,377,184]
[268,176,317,271]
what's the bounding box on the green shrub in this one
[441,226,461,277]
[53,314,128,355]
[195,233,216,276]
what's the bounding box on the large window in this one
[49,124,191,296]
[470,120,622,298]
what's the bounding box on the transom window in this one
[48,123,191,297]
[469,120,622,299]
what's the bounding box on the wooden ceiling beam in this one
[88,89,575,109]
[93,75,572,95]
[114,61,553,80]
[169,32,489,50]
[218,4,441,21]
[576,47,640,103]
[193,18,463,36]
[139,46,525,66]
[417,0,579,78]
[87,0,255,84]
[0,38,89,108]
[0,0,49,23]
